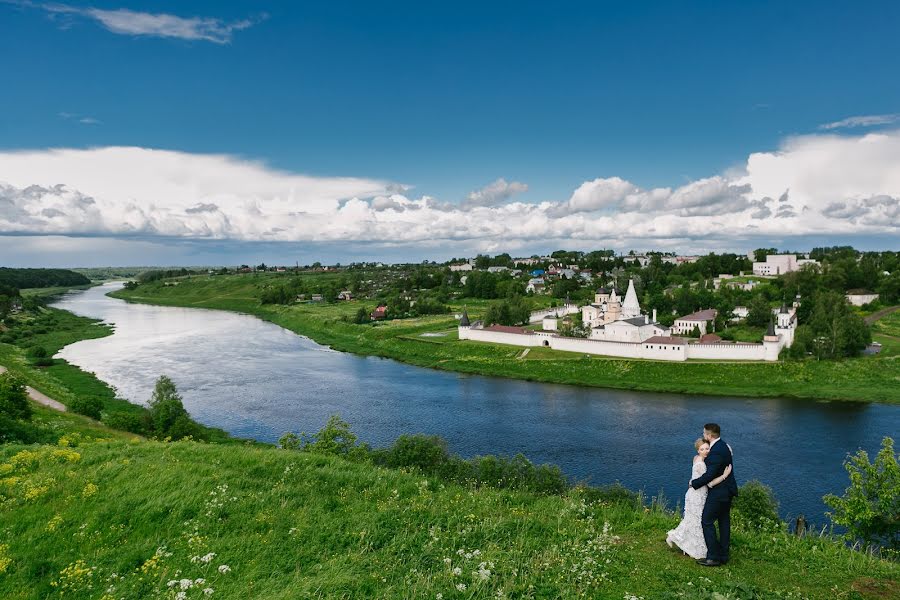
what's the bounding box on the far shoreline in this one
[104,277,900,405]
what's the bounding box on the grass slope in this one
[1,434,897,600]
[111,275,900,404]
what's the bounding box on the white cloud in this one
[461,178,528,209]
[819,114,900,130]
[0,130,898,257]
[9,2,264,44]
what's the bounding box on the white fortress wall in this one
[550,336,646,359]
[686,343,767,361]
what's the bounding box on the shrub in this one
[70,396,103,420]
[26,346,48,359]
[378,434,450,471]
[576,483,641,507]
[0,372,32,421]
[824,436,899,551]
[733,480,782,532]
[0,414,54,444]
[101,411,149,435]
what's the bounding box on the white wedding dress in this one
[666,458,709,559]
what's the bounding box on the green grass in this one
[872,310,900,338]
[110,275,900,404]
[0,435,896,600]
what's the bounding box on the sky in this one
[1,0,898,267]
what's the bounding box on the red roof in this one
[677,309,718,321]
[643,336,687,346]
[483,325,534,335]
[699,333,723,343]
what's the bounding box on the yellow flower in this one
[0,544,11,574]
[52,448,82,463]
[46,514,64,532]
[82,482,99,498]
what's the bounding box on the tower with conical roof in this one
[621,278,641,319]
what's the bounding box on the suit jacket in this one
[690,438,738,500]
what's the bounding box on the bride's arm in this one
[708,464,733,488]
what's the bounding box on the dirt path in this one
[865,305,899,325]
[0,365,67,412]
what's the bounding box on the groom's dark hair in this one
[704,423,721,437]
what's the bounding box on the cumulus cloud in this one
[0,130,898,255]
[7,1,264,44]
[461,178,528,209]
[819,114,900,130]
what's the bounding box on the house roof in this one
[459,310,470,327]
[677,309,718,321]
[643,336,687,346]
[483,325,534,335]
[699,333,723,343]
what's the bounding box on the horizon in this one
[1,1,898,266]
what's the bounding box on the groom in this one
[689,422,738,566]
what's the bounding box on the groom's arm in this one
[691,448,725,489]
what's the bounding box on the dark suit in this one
[690,438,738,563]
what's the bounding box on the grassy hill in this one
[1,414,897,599]
[111,274,900,404]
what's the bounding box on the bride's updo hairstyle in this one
[694,438,707,451]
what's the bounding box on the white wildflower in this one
[451,567,462,576]
[167,580,178,588]
[203,588,214,596]
[443,557,451,565]
[456,583,467,592]
[200,552,216,564]
[218,564,231,574]
[175,593,186,600]
[179,578,193,590]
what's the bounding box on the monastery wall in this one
[686,342,767,361]
[551,336,645,359]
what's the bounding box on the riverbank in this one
[110,275,900,404]
[2,426,896,599]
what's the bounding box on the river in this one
[53,282,899,524]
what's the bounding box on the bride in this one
[666,438,732,559]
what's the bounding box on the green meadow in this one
[111,274,900,404]
[1,417,897,600]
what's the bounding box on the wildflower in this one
[82,483,99,498]
[180,578,193,590]
[167,580,178,588]
[203,588,214,596]
[443,557,452,565]
[436,594,443,600]
[200,552,216,564]
[194,578,206,585]
[175,592,187,600]
[218,564,231,574]
[456,583,467,592]
[451,567,462,576]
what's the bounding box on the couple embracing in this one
[666,423,738,567]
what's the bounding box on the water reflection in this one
[52,282,899,523]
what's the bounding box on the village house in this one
[337,290,353,301]
[672,308,718,335]
[310,294,324,302]
[526,277,546,294]
[370,305,388,320]
[449,261,474,272]
[731,306,749,321]
[486,266,509,273]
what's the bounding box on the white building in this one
[526,277,546,294]
[846,291,879,306]
[450,261,474,272]
[731,306,749,322]
[487,266,509,273]
[591,316,668,343]
[672,309,718,335]
[752,254,820,276]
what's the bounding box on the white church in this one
[458,279,797,362]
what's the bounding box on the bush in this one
[70,395,103,420]
[824,436,899,551]
[377,434,450,471]
[101,411,149,435]
[576,483,641,507]
[0,372,32,421]
[26,346,48,358]
[733,480,782,532]
[0,414,55,444]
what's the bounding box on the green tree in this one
[147,375,190,439]
[0,372,32,421]
[824,437,899,551]
[746,295,771,327]
[353,306,370,324]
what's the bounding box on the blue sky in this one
[1,1,898,266]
